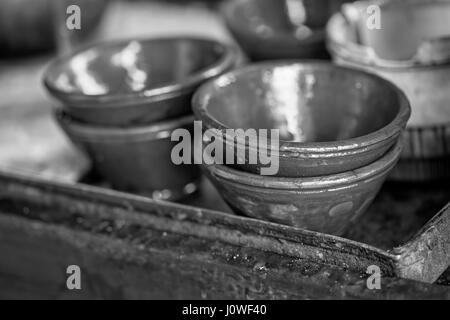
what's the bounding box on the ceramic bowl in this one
[202,141,403,235]
[193,61,410,177]
[55,110,200,201]
[327,0,450,181]
[44,37,239,126]
[222,0,351,61]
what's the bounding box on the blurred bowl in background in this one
[327,0,450,181]
[193,62,410,177]
[44,37,239,126]
[222,0,351,61]
[55,110,200,201]
[202,140,403,235]
[0,0,108,56]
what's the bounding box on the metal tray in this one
[0,57,449,299]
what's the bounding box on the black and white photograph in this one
[0,0,449,304]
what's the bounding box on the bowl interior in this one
[47,38,227,97]
[199,64,402,143]
[230,0,349,39]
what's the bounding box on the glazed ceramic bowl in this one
[203,141,403,235]
[44,37,239,126]
[327,0,450,180]
[55,110,200,201]
[193,61,410,177]
[222,0,351,61]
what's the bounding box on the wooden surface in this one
[0,214,448,300]
[0,173,449,300]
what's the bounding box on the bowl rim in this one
[55,109,194,142]
[43,37,239,108]
[203,140,403,190]
[192,60,411,156]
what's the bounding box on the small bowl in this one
[193,61,410,177]
[44,37,239,126]
[222,0,350,61]
[202,141,403,235]
[55,110,200,201]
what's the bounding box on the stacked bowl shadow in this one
[327,0,450,181]
[193,62,410,235]
[222,0,352,61]
[44,37,239,200]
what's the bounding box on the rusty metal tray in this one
[0,58,449,299]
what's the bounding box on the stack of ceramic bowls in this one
[44,37,238,201]
[327,0,450,181]
[222,0,352,61]
[193,62,410,235]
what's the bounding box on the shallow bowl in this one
[44,37,238,126]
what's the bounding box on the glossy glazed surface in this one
[55,111,200,201]
[203,142,403,235]
[193,62,410,177]
[44,38,238,126]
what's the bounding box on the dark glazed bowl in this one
[222,0,351,61]
[202,141,403,235]
[55,110,200,201]
[193,62,410,177]
[44,37,239,126]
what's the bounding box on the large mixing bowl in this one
[193,61,410,177]
[44,37,239,126]
[202,141,403,235]
[55,110,200,201]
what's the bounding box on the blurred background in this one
[0,0,229,56]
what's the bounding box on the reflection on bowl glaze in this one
[56,41,148,95]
